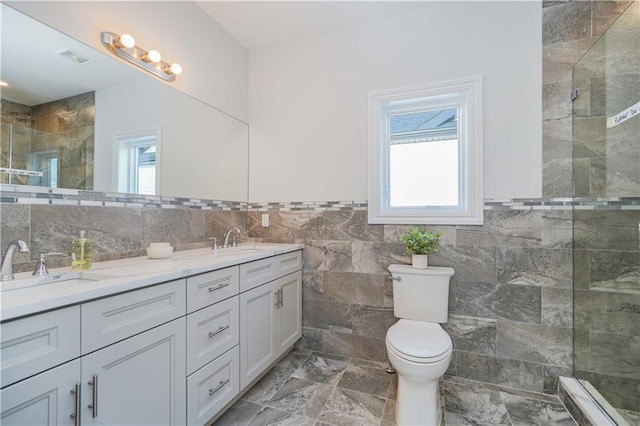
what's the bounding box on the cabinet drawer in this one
[239,250,302,292]
[187,346,239,426]
[187,266,239,313]
[187,296,239,375]
[1,306,80,388]
[81,279,186,354]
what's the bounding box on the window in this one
[115,127,161,195]
[368,76,483,225]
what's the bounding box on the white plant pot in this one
[412,254,429,269]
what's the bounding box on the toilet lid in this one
[386,319,452,359]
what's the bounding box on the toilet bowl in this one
[386,319,452,425]
[386,264,455,426]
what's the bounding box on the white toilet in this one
[385,264,455,426]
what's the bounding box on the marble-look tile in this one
[206,210,248,243]
[351,305,396,339]
[248,406,315,426]
[574,210,640,251]
[317,388,385,426]
[444,412,496,426]
[573,289,608,332]
[292,354,349,386]
[442,315,497,356]
[271,350,312,376]
[573,329,591,373]
[351,241,407,275]
[543,38,599,84]
[605,292,640,337]
[242,372,291,405]
[592,1,635,37]
[248,212,273,240]
[573,116,607,158]
[542,1,591,45]
[0,204,31,265]
[541,210,573,249]
[380,398,397,426]
[430,245,496,283]
[337,364,391,398]
[497,247,572,288]
[322,210,383,242]
[213,399,262,425]
[270,211,323,241]
[617,407,640,426]
[384,224,456,246]
[302,298,352,332]
[447,351,458,377]
[449,281,541,324]
[30,205,142,256]
[303,271,323,300]
[321,330,386,362]
[543,365,573,396]
[590,332,640,380]
[574,370,640,413]
[322,271,386,307]
[543,117,572,161]
[443,380,510,425]
[141,208,205,247]
[543,158,573,198]
[297,327,324,352]
[500,389,577,425]
[541,288,572,327]
[456,210,542,248]
[496,320,572,367]
[266,377,333,419]
[388,371,398,400]
[303,240,354,272]
[456,351,544,393]
[543,81,572,121]
[590,250,640,291]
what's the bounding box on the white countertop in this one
[1,243,304,322]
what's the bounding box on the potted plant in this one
[400,227,442,269]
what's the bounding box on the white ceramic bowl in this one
[147,245,173,259]
[149,242,171,248]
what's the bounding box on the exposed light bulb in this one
[142,50,161,63]
[165,63,182,76]
[115,33,135,49]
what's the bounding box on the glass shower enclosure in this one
[572,0,640,422]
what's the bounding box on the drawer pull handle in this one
[209,379,230,396]
[88,374,98,418]
[70,382,81,426]
[208,282,230,292]
[208,325,230,338]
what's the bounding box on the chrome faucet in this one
[1,240,30,281]
[222,227,241,248]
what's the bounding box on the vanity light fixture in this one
[0,81,8,87]
[101,31,181,82]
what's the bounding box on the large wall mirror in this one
[0,4,249,203]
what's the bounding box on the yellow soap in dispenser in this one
[71,230,93,270]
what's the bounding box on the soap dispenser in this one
[71,230,93,270]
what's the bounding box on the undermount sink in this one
[214,245,279,256]
[1,271,115,292]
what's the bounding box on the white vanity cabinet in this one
[239,263,302,389]
[0,247,303,426]
[0,360,81,426]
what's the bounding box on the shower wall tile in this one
[542,117,572,161]
[589,332,640,380]
[543,81,573,121]
[456,210,542,248]
[542,287,573,327]
[574,210,640,250]
[543,158,573,197]
[541,210,573,249]
[430,245,497,283]
[574,369,640,411]
[322,271,386,307]
[543,38,599,84]
[592,1,635,37]
[542,1,592,45]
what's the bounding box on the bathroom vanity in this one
[0,244,303,425]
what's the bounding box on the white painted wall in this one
[248,1,542,202]
[7,1,249,122]
[94,78,248,201]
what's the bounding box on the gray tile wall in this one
[0,203,247,274]
[248,209,574,395]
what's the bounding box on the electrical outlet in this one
[261,213,270,227]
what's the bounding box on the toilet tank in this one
[388,264,455,323]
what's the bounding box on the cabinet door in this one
[239,280,278,389]
[277,271,302,356]
[81,318,186,426]
[1,359,81,426]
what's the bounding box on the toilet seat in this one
[386,319,452,363]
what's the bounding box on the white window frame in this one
[113,126,162,195]
[368,76,483,225]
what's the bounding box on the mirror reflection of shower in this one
[0,93,95,190]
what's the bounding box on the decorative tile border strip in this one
[249,197,640,212]
[2,185,639,212]
[0,184,247,211]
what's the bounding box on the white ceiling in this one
[196,1,433,51]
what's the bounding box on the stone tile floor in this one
[213,349,578,426]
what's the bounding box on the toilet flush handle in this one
[388,275,401,282]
